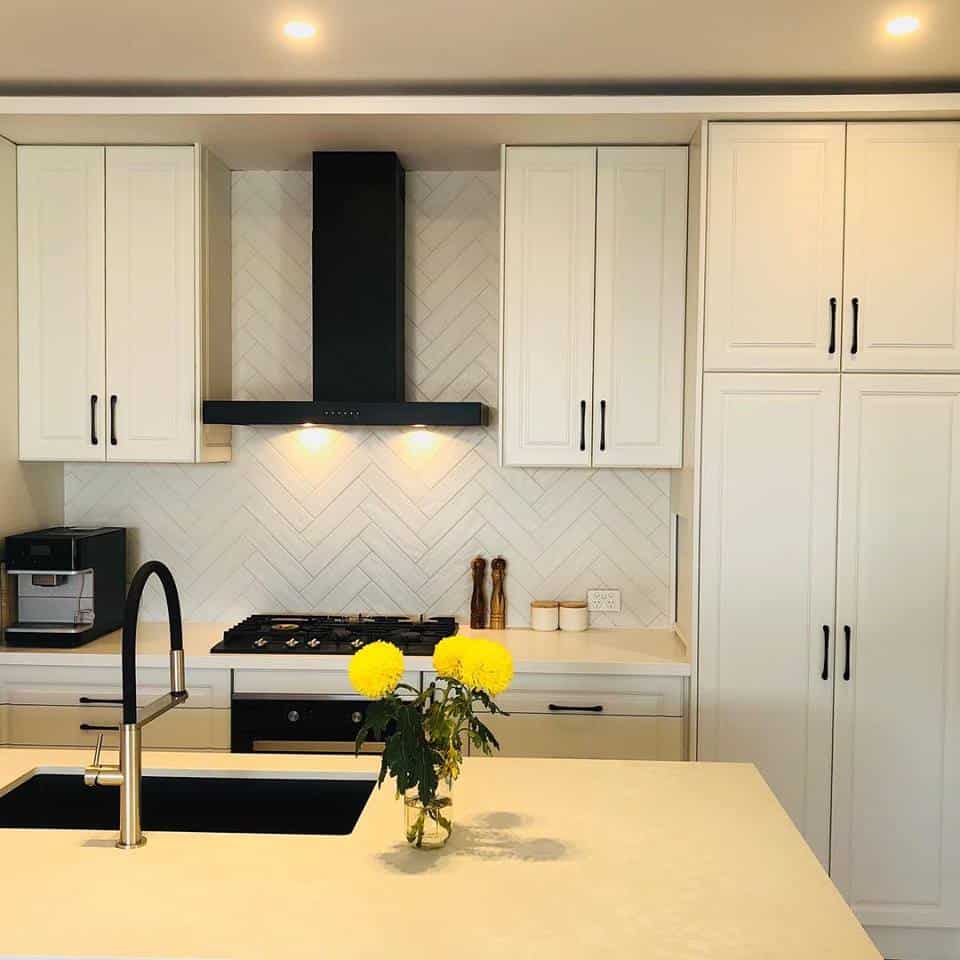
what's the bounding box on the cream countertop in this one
[0,748,877,960]
[0,622,690,676]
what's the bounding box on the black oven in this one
[231,695,387,755]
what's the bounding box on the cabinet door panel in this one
[593,147,687,467]
[832,374,960,927]
[699,372,839,868]
[105,146,196,462]
[501,147,596,466]
[843,123,960,371]
[17,146,105,461]
[704,123,845,372]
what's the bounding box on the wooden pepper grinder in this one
[470,556,487,629]
[489,556,506,630]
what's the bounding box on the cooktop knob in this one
[287,710,300,723]
[307,638,321,648]
[254,638,268,648]
[285,638,300,648]
[351,711,363,724]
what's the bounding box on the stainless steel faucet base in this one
[117,836,148,849]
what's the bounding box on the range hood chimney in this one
[203,152,487,428]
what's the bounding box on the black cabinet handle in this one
[90,395,98,445]
[843,625,852,681]
[599,400,607,451]
[80,723,120,732]
[548,703,603,713]
[109,394,118,445]
[579,400,586,452]
[78,696,122,705]
[821,625,830,680]
[828,298,837,354]
[850,298,859,355]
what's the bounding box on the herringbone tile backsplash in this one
[65,171,671,627]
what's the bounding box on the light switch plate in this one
[587,589,621,613]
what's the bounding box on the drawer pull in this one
[80,723,120,732]
[548,703,603,713]
[78,697,122,705]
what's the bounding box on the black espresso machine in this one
[2,527,126,648]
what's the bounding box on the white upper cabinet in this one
[105,147,196,462]
[500,145,687,468]
[843,123,960,371]
[501,147,597,467]
[698,372,839,868]
[704,123,846,372]
[832,374,960,928]
[17,144,231,463]
[18,147,106,460]
[592,147,687,467]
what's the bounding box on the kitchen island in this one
[0,749,878,959]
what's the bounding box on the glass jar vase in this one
[403,787,453,849]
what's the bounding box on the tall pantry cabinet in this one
[697,121,960,940]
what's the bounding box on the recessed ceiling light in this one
[283,20,316,40]
[886,15,920,35]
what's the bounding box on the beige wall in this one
[0,135,62,545]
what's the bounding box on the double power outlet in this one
[586,589,622,613]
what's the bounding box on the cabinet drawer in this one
[477,713,684,761]
[0,664,230,708]
[4,704,229,750]
[233,669,420,698]
[424,671,684,717]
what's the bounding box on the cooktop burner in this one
[210,614,458,656]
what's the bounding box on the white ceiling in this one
[0,0,957,94]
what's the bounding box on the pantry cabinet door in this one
[105,146,196,462]
[699,372,839,868]
[17,146,106,461]
[704,123,845,372]
[843,123,960,371]
[501,147,596,466]
[592,147,687,467]
[832,374,960,928]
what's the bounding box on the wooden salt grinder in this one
[470,556,487,629]
[489,556,506,630]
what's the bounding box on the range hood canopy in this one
[203,151,487,429]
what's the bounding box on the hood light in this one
[886,15,920,35]
[283,21,316,39]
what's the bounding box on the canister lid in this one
[559,600,587,608]
[531,600,560,608]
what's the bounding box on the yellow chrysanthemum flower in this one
[432,635,470,680]
[348,640,405,699]
[458,639,514,697]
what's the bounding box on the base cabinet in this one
[0,663,231,751]
[465,672,687,761]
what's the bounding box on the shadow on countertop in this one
[376,810,571,874]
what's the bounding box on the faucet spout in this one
[84,560,189,849]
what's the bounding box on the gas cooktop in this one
[210,614,458,656]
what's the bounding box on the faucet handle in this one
[83,732,122,788]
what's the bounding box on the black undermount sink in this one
[0,768,375,835]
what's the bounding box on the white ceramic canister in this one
[558,600,589,632]
[530,600,560,631]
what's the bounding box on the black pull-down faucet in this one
[84,560,189,848]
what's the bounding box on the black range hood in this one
[203,152,487,428]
